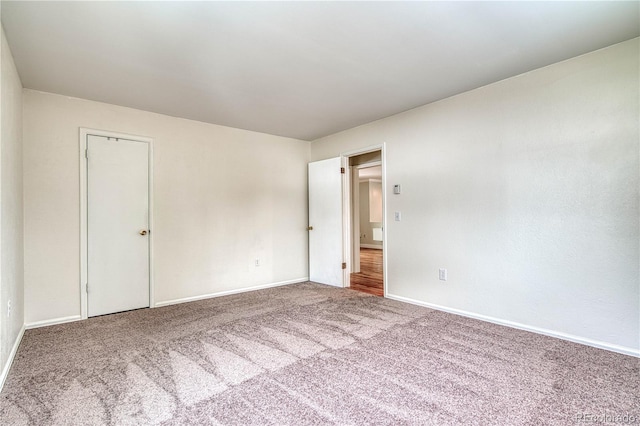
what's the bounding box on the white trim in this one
[355,161,382,169]
[350,166,360,276]
[154,278,308,308]
[360,244,383,250]
[24,278,308,326]
[0,325,25,392]
[386,293,640,358]
[381,146,388,298]
[79,128,154,319]
[148,141,155,308]
[341,156,350,288]
[25,315,83,330]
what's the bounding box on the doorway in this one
[347,151,384,296]
[307,146,386,295]
[80,129,154,318]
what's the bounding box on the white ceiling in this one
[2,2,638,141]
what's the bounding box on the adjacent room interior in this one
[349,151,384,297]
[0,1,638,424]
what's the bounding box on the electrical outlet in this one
[394,211,401,221]
[255,259,260,267]
[439,268,447,281]
[7,300,11,317]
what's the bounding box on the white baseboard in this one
[386,293,640,358]
[154,277,309,308]
[25,315,82,330]
[360,244,382,249]
[0,324,25,393]
[23,279,309,327]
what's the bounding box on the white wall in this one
[23,90,310,324]
[312,39,639,354]
[1,26,24,382]
[359,181,382,247]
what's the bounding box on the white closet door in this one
[87,135,150,317]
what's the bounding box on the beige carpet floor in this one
[0,282,637,425]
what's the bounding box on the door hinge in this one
[86,283,88,293]
[340,167,345,174]
[342,262,347,269]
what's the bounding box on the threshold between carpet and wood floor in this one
[0,282,637,425]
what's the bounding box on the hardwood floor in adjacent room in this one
[350,248,383,296]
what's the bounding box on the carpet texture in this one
[0,282,637,425]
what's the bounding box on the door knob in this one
[307,226,313,231]
[139,230,148,235]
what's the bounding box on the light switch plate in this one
[439,268,447,281]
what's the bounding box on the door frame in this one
[340,144,387,296]
[79,128,154,319]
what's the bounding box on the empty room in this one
[0,1,638,425]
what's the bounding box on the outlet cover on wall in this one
[439,268,447,281]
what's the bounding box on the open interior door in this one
[308,157,343,287]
